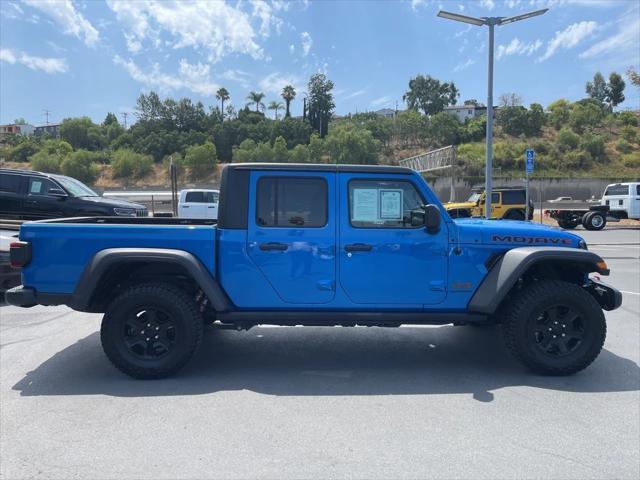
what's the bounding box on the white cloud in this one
[579,7,639,66]
[289,44,295,54]
[411,0,427,11]
[220,69,253,88]
[371,95,393,107]
[0,48,17,64]
[496,38,543,60]
[454,25,472,39]
[1,48,67,73]
[342,89,366,100]
[480,0,495,10]
[106,0,271,62]
[506,0,521,7]
[258,72,302,95]
[22,0,99,47]
[538,21,598,62]
[453,58,475,72]
[113,56,218,95]
[300,31,312,57]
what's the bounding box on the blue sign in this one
[526,149,535,174]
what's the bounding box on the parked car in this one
[7,163,620,379]
[548,196,573,203]
[445,187,534,220]
[545,182,640,230]
[177,189,219,220]
[0,168,148,220]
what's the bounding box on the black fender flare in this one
[468,247,609,314]
[69,248,233,313]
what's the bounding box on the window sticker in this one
[379,189,403,219]
[352,188,378,222]
[30,180,43,194]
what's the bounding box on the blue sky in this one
[1,0,638,126]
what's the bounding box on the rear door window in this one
[256,177,327,227]
[502,190,525,205]
[605,185,629,196]
[348,179,424,228]
[0,174,21,193]
[185,191,205,203]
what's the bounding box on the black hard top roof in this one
[224,163,414,174]
[0,168,50,177]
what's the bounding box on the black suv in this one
[0,169,148,220]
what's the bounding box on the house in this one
[443,105,496,123]
[34,123,61,138]
[374,108,397,119]
[0,123,36,144]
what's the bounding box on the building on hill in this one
[0,123,35,144]
[444,105,497,123]
[34,123,61,138]
[374,108,397,119]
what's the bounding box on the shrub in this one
[60,150,98,183]
[183,142,217,178]
[111,149,153,178]
[616,138,632,154]
[325,124,380,165]
[289,144,310,163]
[308,133,324,163]
[620,125,638,144]
[580,133,606,161]
[556,128,579,152]
[8,140,39,162]
[272,136,289,162]
[232,139,257,163]
[622,152,640,168]
[569,101,604,133]
[30,150,62,173]
[618,111,638,127]
[253,142,274,162]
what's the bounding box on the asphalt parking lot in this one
[1,228,638,479]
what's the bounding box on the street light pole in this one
[437,8,548,219]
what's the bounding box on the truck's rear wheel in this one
[582,211,606,231]
[100,283,203,379]
[501,280,606,375]
[505,210,525,220]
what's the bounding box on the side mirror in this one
[424,204,441,234]
[48,188,67,198]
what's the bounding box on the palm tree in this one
[246,91,265,112]
[215,87,230,120]
[268,101,284,120]
[281,85,296,118]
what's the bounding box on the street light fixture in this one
[437,8,548,219]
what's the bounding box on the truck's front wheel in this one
[100,283,203,379]
[501,280,606,375]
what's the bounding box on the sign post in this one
[525,149,535,221]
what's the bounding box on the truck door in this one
[338,174,448,306]
[247,171,336,304]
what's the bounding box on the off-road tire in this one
[100,283,203,379]
[582,211,606,231]
[557,219,578,229]
[505,210,525,220]
[501,280,606,375]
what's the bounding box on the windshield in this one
[467,193,481,203]
[53,175,99,197]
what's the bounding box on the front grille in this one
[136,209,149,217]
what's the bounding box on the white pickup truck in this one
[177,189,219,220]
[546,182,640,230]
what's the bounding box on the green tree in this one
[618,111,638,126]
[13,118,28,125]
[253,142,274,162]
[60,117,94,149]
[216,87,230,120]
[268,101,284,120]
[497,106,529,137]
[569,100,605,133]
[606,72,625,109]
[269,117,312,148]
[396,110,424,147]
[580,132,606,162]
[183,142,217,178]
[429,112,461,146]
[232,139,257,163]
[103,112,119,126]
[30,151,63,173]
[308,133,324,162]
[527,103,546,136]
[556,128,579,152]
[325,124,380,165]
[272,136,289,161]
[586,72,607,104]
[281,85,296,118]
[463,99,483,107]
[307,73,335,138]
[627,67,640,87]
[8,140,39,162]
[547,99,572,130]
[246,91,265,112]
[403,74,458,115]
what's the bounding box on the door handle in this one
[207,206,215,208]
[259,242,288,251]
[345,243,372,252]
[182,205,189,208]
[26,200,37,204]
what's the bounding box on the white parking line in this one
[621,290,640,296]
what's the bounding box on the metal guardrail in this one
[399,145,456,173]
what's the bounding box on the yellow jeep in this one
[445,187,533,220]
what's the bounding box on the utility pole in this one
[122,112,129,129]
[43,110,51,125]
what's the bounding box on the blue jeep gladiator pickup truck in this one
[6,163,622,378]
